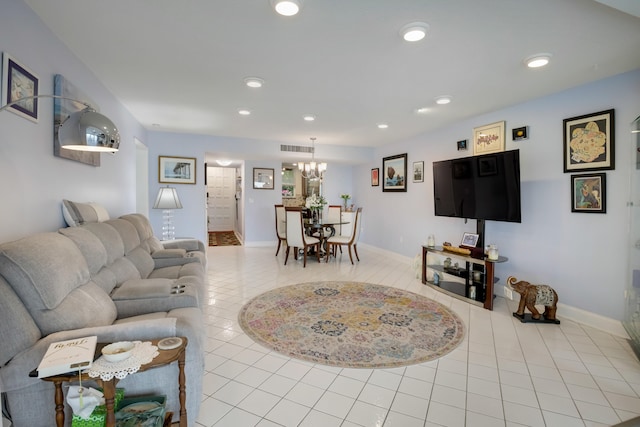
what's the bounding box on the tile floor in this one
[197,245,640,427]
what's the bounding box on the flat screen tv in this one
[433,149,521,223]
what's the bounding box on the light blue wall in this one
[146,132,368,243]
[357,69,640,320]
[0,1,146,242]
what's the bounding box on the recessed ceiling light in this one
[400,22,429,42]
[524,53,552,68]
[238,109,251,116]
[303,115,315,121]
[415,107,430,114]
[272,0,301,16]
[244,77,264,88]
[216,160,232,166]
[435,96,452,105]
[378,123,389,129]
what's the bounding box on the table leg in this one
[101,379,117,427]
[53,380,65,427]
[178,349,188,427]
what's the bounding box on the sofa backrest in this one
[120,213,164,253]
[105,219,155,279]
[0,232,117,335]
[59,225,117,294]
[0,275,41,366]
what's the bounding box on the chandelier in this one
[298,137,327,181]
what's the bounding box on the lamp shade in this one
[58,108,120,152]
[153,187,183,209]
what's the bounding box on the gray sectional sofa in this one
[0,212,207,426]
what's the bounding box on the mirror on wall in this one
[281,162,322,207]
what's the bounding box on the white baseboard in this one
[247,241,630,339]
[495,284,630,339]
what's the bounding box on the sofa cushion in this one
[82,223,125,265]
[59,226,108,275]
[62,200,110,227]
[0,276,41,366]
[111,278,174,300]
[0,233,90,310]
[105,219,141,254]
[0,233,117,335]
[35,282,117,335]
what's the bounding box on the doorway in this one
[206,166,239,233]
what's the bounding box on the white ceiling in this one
[24,0,640,149]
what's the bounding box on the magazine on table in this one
[37,336,97,378]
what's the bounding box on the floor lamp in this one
[153,186,183,240]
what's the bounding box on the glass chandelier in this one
[298,137,327,181]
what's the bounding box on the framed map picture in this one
[563,109,614,172]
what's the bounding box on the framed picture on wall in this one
[253,168,274,189]
[571,173,606,213]
[382,153,407,192]
[159,156,197,184]
[1,52,39,122]
[371,168,379,186]
[473,121,505,155]
[413,161,424,183]
[563,109,615,172]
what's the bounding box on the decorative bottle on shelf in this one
[433,272,440,285]
[487,244,499,260]
[427,234,435,248]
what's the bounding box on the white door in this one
[207,167,236,232]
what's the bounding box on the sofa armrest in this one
[152,248,187,258]
[162,238,204,253]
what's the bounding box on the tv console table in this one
[421,245,507,310]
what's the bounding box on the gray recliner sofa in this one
[0,213,206,427]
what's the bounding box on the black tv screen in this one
[433,149,521,223]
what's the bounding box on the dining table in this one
[303,219,349,258]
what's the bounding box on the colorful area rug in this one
[238,281,465,368]
[208,231,241,246]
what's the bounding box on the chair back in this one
[327,205,342,234]
[351,208,363,244]
[285,208,305,247]
[275,205,286,239]
[339,211,355,237]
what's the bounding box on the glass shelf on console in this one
[421,245,507,310]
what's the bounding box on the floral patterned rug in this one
[238,281,465,368]
[208,231,241,246]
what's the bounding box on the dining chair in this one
[274,204,287,256]
[285,207,321,267]
[326,207,362,264]
[326,204,342,236]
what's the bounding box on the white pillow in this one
[62,200,110,227]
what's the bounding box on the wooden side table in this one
[38,337,188,427]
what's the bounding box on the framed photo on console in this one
[460,232,480,248]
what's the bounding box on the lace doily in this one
[87,341,159,381]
